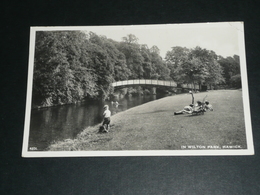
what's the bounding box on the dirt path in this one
[48,90,247,151]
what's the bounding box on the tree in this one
[218,55,240,87]
[150,45,160,55]
[122,34,139,44]
[105,39,131,81]
[87,32,116,99]
[165,46,190,80]
[230,74,241,88]
[33,31,98,107]
[150,47,170,80]
[165,46,224,90]
[140,44,152,79]
[191,47,224,87]
[118,34,144,79]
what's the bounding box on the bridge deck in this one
[112,79,199,89]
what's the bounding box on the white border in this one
[22,22,254,157]
[238,22,254,154]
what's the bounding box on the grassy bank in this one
[48,90,247,151]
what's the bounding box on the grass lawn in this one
[48,90,247,151]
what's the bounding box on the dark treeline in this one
[32,31,240,107]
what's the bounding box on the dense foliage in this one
[33,31,169,107]
[32,31,240,107]
[218,55,241,88]
[165,46,240,90]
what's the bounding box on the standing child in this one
[102,105,111,132]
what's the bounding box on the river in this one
[28,93,167,151]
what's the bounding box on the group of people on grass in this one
[174,91,213,115]
[100,91,214,133]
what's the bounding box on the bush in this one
[230,74,241,88]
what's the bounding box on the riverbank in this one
[48,90,247,151]
[32,86,167,109]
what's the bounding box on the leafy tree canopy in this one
[33,31,239,107]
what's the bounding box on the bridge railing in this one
[112,79,178,87]
[112,79,200,90]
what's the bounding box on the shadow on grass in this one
[185,114,205,117]
[173,114,205,117]
[136,110,174,114]
[172,113,205,117]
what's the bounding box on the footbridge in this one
[112,79,199,90]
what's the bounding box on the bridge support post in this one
[152,87,156,95]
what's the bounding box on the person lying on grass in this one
[174,91,204,115]
[102,105,111,132]
[174,101,203,115]
[174,104,194,115]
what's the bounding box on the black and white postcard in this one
[22,22,254,157]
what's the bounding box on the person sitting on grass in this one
[191,100,204,113]
[204,100,213,111]
[174,91,204,115]
[102,105,111,132]
[174,91,195,115]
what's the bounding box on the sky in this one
[79,22,242,58]
[36,22,243,58]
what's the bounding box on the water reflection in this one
[28,94,164,151]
